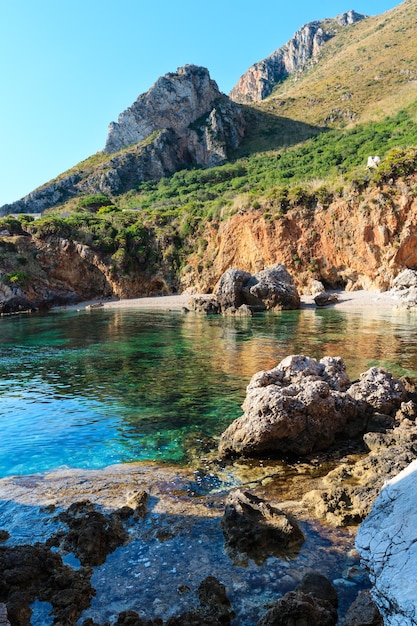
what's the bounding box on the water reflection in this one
[0,306,417,476]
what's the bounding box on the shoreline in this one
[64,289,400,313]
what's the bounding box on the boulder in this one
[187,295,221,315]
[243,265,300,311]
[392,268,417,289]
[314,291,339,307]
[219,355,366,457]
[216,265,300,312]
[356,459,417,625]
[310,279,325,295]
[257,572,338,626]
[221,489,304,564]
[216,268,252,309]
[391,269,417,309]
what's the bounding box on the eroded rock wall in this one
[180,181,417,293]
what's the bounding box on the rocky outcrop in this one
[218,355,407,458]
[230,11,365,103]
[356,460,417,625]
[221,489,304,565]
[104,65,245,168]
[1,66,246,216]
[302,400,417,526]
[105,65,219,153]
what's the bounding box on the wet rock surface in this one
[1,355,416,625]
[50,499,130,566]
[221,489,304,565]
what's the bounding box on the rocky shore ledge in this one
[1,354,416,624]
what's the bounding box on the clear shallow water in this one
[1,305,417,478]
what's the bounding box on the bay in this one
[0,305,416,478]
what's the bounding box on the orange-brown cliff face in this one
[2,178,417,312]
[180,179,417,294]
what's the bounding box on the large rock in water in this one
[216,265,300,312]
[356,459,417,625]
[219,355,407,457]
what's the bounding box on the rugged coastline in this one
[1,335,417,624]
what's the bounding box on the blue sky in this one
[0,0,400,207]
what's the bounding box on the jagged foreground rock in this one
[230,11,365,103]
[1,66,246,216]
[219,355,407,457]
[356,460,417,626]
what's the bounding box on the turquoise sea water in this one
[1,305,417,478]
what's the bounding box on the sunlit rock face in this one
[356,460,417,625]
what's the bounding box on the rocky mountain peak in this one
[229,10,366,104]
[0,65,246,216]
[104,65,223,154]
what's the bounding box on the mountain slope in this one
[256,0,417,129]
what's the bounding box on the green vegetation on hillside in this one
[115,104,417,221]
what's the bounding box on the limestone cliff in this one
[0,66,246,216]
[230,11,365,104]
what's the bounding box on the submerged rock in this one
[221,489,304,565]
[343,589,383,626]
[165,576,234,626]
[0,543,94,625]
[257,571,338,626]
